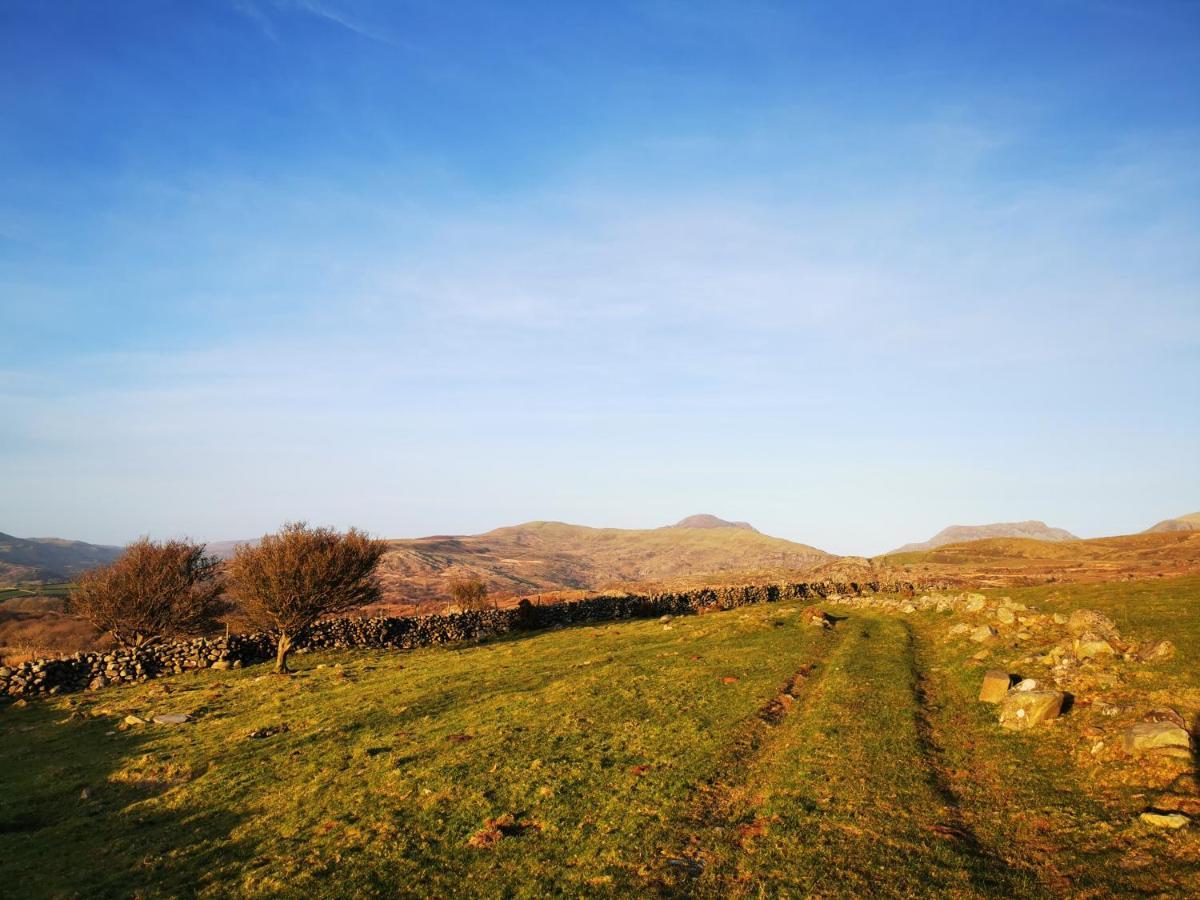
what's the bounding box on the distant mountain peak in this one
[669,514,758,532]
[1143,511,1200,534]
[887,520,1079,555]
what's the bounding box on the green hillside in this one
[2,577,1197,897]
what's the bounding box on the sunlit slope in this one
[377,519,833,602]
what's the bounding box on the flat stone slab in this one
[978,670,1011,703]
[999,690,1065,730]
[152,713,192,725]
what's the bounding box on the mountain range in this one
[4,511,1198,601]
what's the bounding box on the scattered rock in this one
[978,670,1012,703]
[1144,707,1188,729]
[995,608,1015,625]
[248,724,289,740]
[124,715,147,726]
[1123,722,1193,758]
[1139,639,1176,662]
[1139,811,1190,829]
[970,625,999,643]
[1066,609,1119,640]
[998,690,1065,730]
[1074,633,1116,660]
[1013,678,1039,692]
[152,713,191,725]
[948,623,970,637]
[659,615,673,623]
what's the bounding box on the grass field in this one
[1,579,1197,897]
[0,583,74,603]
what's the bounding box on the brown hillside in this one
[880,530,1200,586]
[374,519,832,606]
[1143,511,1200,533]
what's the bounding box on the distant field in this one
[0,583,74,603]
[1,578,1197,897]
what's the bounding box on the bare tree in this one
[69,538,227,648]
[226,523,387,673]
[447,574,489,611]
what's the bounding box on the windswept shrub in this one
[68,538,227,648]
[227,523,387,673]
[447,574,490,611]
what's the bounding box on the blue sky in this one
[1,1,1198,555]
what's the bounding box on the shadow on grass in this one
[0,702,255,898]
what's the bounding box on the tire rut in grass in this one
[652,625,849,886]
[901,620,1041,896]
[656,615,1033,898]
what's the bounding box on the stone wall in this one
[0,579,919,700]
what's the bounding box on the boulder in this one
[979,670,1012,703]
[1074,633,1116,660]
[970,625,998,643]
[1123,722,1193,759]
[1139,811,1190,829]
[998,690,1065,730]
[1066,609,1119,640]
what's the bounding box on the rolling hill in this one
[0,533,121,585]
[1144,511,1200,533]
[880,530,1200,586]
[888,520,1078,554]
[374,516,832,605]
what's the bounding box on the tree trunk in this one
[275,633,293,674]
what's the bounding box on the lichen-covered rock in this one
[970,625,999,643]
[1074,633,1116,659]
[1123,722,1193,758]
[998,690,1065,730]
[1066,609,1119,640]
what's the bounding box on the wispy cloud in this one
[233,0,407,48]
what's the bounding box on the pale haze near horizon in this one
[1,2,1198,557]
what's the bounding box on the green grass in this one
[0,583,73,603]
[2,581,1198,898]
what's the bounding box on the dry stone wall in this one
[0,579,921,700]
